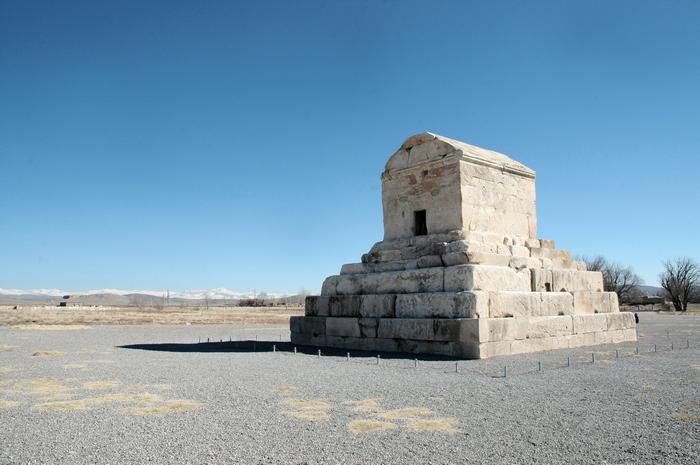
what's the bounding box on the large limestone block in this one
[328,295,361,317]
[526,316,574,339]
[489,292,538,318]
[573,314,609,334]
[324,335,466,357]
[359,317,379,337]
[359,294,396,318]
[325,317,361,338]
[444,265,531,292]
[290,316,326,335]
[572,292,619,314]
[484,318,526,342]
[567,332,596,348]
[290,331,327,347]
[531,269,553,292]
[489,292,573,318]
[321,276,339,296]
[335,268,444,295]
[340,263,366,275]
[539,292,575,316]
[377,318,471,342]
[606,312,636,331]
[509,256,540,270]
[551,270,604,292]
[477,340,513,358]
[510,334,571,355]
[305,296,329,317]
[395,292,488,319]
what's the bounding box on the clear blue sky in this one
[1,0,698,294]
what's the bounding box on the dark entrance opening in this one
[414,210,427,236]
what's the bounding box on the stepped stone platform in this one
[291,133,636,358]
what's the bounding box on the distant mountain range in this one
[0,288,295,306]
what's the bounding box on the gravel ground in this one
[1,313,698,465]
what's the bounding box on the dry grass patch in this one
[284,399,331,411]
[78,349,97,353]
[0,367,22,374]
[671,412,700,422]
[379,407,433,420]
[343,398,382,413]
[62,364,88,370]
[82,381,120,390]
[12,378,72,396]
[284,398,331,421]
[117,399,201,416]
[0,400,20,408]
[33,391,164,412]
[148,383,171,391]
[14,324,90,331]
[348,419,396,433]
[407,417,461,433]
[272,385,298,394]
[284,410,329,421]
[0,344,17,351]
[32,351,63,357]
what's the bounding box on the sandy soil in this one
[0,305,303,327]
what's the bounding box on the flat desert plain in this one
[0,308,698,464]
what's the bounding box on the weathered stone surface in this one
[305,296,329,317]
[358,318,379,338]
[395,291,488,319]
[359,294,396,318]
[510,245,530,257]
[465,252,511,267]
[551,270,604,292]
[328,295,361,317]
[321,276,339,296]
[444,265,531,292]
[326,317,361,338]
[335,268,444,295]
[377,318,470,342]
[485,318,526,342]
[340,263,366,275]
[417,255,443,268]
[509,256,540,270]
[526,316,574,338]
[290,331,326,347]
[290,316,326,336]
[572,291,618,314]
[489,292,573,318]
[573,314,609,334]
[531,269,553,292]
[607,312,636,331]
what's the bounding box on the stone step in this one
[323,265,536,296]
[290,314,637,359]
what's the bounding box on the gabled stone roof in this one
[384,132,535,177]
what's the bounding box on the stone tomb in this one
[291,133,636,358]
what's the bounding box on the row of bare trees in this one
[579,255,699,311]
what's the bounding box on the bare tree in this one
[659,257,699,312]
[579,255,642,303]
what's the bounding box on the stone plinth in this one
[291,133,636,358]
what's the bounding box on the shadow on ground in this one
[118,340,460,361]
